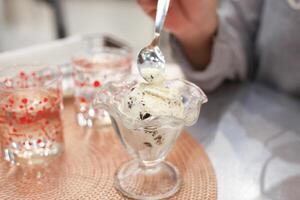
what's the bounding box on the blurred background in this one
[0,0,172,57]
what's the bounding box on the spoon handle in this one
[154,0,170,37]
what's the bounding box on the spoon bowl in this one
[137,38,166,83]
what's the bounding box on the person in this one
[137,0,300,95]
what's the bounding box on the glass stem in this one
[139,160,163,173]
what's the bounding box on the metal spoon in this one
[137,0,170,83]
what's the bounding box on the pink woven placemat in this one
[0,99,217,199]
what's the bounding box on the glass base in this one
[115,159,181,200]
[3,143,63,166]
[76,110,111,128]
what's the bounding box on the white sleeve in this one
[170,0,263,91]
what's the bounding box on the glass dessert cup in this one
[93,77,207,200]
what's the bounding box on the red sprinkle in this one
[21,98,28,104]
[29,107,34,111]
[9,99,14,104]
[19,105,24,109]
[20,116,27,123]
[19,72,25,77]
[13,128,17,132]
[45,120,49,125]
[43,97,48,103]
[37,139,42,143]
[80,97,86,103]
[93,81,101,88]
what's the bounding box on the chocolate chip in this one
[152,130,158,137]
[182,96,186,103]
[128,101,133,109]
[144,142,152,147]
[131,87,135,91]
[144,128,153,134]
[144,127,157,136]
[150,75,154,79]
[143,113,151,119]
[154,135,163,145]
[140,112,151,120]
[139,112,143,120]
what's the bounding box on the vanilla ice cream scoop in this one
[122,82,184,121]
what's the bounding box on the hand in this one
[137,0,218,69]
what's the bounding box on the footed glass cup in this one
[93,77,207,200]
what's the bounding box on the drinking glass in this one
[93,77,207,200]
[72,47,132,128]
[0,65,64,166]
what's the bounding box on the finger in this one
[148,8,156,20]
[137,0,176,22]
[137,0,157,18]
[137,0,157,8]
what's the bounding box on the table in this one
[188,82,300,200]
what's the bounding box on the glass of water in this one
[0,65,64,166]
[72,47,132,128]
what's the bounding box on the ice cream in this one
[139,67,166,84]
[119,68,185,161]
[122,82,184,121]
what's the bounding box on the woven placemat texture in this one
[0,99,217,199]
